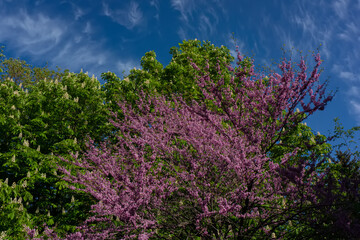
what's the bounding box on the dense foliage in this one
[0,40,358,239]
[31,46,335,239]
[0,57,115,238]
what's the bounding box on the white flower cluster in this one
[22,180,27,188]
[11,196,22,204]
[0,231,7,240]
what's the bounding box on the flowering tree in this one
[26,50,337,239]
[0,66,115,238]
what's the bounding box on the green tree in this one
[0,40,341,238]
[0,53,65,90]
[0,67,115,238]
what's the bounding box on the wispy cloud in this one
[171,0,194,23]
[170,0,222,41]
[290,3,333,58]
[225,32,246,60]
[117,60,139,75]
[339,71,358,82]
[198,15,213,39]
[290,0,360,125]
[73,5,85,20]
[177,27,187,40]
[150,0,160,20]
[338,22,359,42]
[103,1,143,30]
[0,7,137,79]
[293,12,317,39]
[332,0,349,19]
[332,64,359,82]
[150,0,159,10]
[273,25,296,51]
[0,9,64,55]
[83,22,92,34]
[348,86,360,97]
[349,100,360,124]
[50,39,138,78]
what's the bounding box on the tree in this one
[0,66,116,238]
[0,50,65,90]
[29,49,335,239]
[100,40,258,146]
[286,119,360,239]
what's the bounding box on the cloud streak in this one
[0,6,137,79]
[103,1,143,30]
[0,9,64,55]
[171,0,194,23]
[170,0,223,41]
[332,0,349,19]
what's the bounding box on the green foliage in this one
[275,119,360,239]
[102,40,236,108]
[329,117,360,156]
[0,53,66,90]
[0,61,115,238]
[161,40,234,102]
[1,41,357,239]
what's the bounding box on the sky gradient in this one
[0,0,359,144]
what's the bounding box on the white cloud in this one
[332,0,349,19]
[117,60,139,76]
[50,40,137,79]
[53,42,104,67]
[0,8,137,79]
[293,12,316,39]
[150,0,159,10]
[198,15,213,38]
[170,0,222,41]
[332,64,359,82]
[103,1,143,30]
[0,10,64,55]
[171,0,194,23]
[338,22,359,42]
[177,27,187,40]
[150,0,160,20]
[83,22,92,34]
[339,71,358,82]
[273,25,296,51]
[291,4,333,59]
[73,6,85,20]
[349,100,360,124]
[348,86,360,97]
[333,63,360,123]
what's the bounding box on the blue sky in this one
[0,0,359,145]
